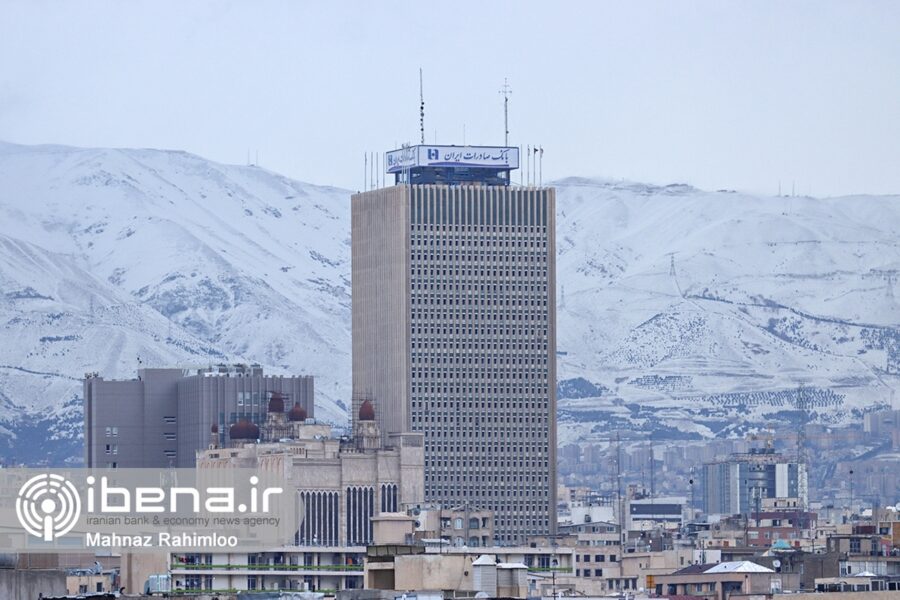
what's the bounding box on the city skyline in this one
[0,2,898,596]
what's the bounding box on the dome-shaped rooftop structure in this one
[268,391,285,414]
[229,419,260,440]
[359,399,375,421]
[288,403,308,422]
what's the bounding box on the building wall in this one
[704,453,807,516]
[0,569,67,599]
[84,367,313,468]
[177,372,314,467]
[393,554,470,592]
[84,374,176,468]
[197,430,424,548]
[351,183,557,544]
[141,368,182,466]
[170,549,365,593]
[351,185,411,439]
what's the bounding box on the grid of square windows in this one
[406,185,554,543]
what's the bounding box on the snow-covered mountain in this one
[554,178,900,444]
[0,141,351,464]
[0,142,897,465]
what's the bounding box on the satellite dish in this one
[773,560,781,568]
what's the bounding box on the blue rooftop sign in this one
[386,145,519,174]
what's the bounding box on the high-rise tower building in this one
[702,449,808,516]
[352,145,557,544]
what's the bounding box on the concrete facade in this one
[364,543,573,599]
[352,183,558,544]
[183,416,425,593]
[84,364,314,468]
[0,568,67,599]
[410,505,495,548]
[654,561,776,599]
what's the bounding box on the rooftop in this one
[704,561,774,574]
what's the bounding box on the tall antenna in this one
[419,68,425,144]
[538,146,544,187]
[499,78,512,146]
[796,385,809,517]
[526,145,530,185]
[364,153,368,191]
[615,431,624,546]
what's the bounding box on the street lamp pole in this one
[849,469,855,522]
[551,549,558,600]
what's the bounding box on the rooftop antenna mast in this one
[499,78,512,146]
[538,147,544,187]
[419,68,425,145]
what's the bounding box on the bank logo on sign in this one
[427,148,439,160]
[16,474,81,541]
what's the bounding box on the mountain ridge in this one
[0,140,897,465]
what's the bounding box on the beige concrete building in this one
[352,146,557,544]
[654,560,776,598]
[181,401,425,593]
[366,551,530,599]
[409,504,495,548]
[364,544,573,599]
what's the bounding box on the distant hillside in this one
[0,142,897,464]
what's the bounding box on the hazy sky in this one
[1,1,898,196]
